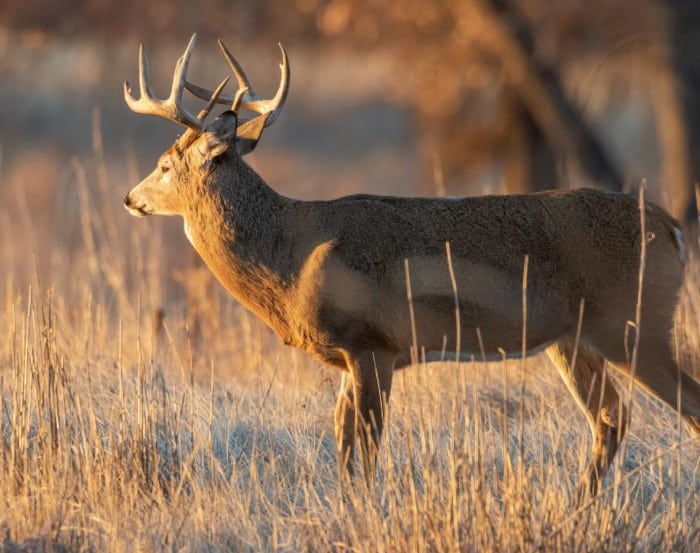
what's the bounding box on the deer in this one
[123,34,700,498]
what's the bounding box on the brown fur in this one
[125,63,700,500]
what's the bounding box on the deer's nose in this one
[123,194,133,207]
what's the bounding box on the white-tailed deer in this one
[124,35,700,496]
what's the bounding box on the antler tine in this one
[124,34,203,130]
[217,39,256,99]
[184,40,290,127]
[197,76,231,120]
[264,44,290,125]
[138,44,153,99]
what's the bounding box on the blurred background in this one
[2,0,700,342]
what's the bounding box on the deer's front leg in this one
[334,371,356,479]
[339,350,395,484]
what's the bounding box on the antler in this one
[124,34,228,131]
[185,40,290,126]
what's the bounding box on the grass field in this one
[1,127,700,552]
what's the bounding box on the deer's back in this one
[298,188,680,282]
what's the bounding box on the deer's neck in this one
[183,160,296,340]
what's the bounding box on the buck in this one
[123,34,700,496]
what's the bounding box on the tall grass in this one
[0,134,699,551]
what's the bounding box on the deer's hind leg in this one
[546,341,628,499]
[606,332,700,436]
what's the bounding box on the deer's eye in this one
[161,165,170,173]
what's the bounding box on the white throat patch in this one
[183,220,195,246]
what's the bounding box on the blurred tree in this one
[668,0,700,221]
[1,0,697,219]
[315,0,694,219]
[0,0,323,41]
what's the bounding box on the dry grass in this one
[1,142,699,552]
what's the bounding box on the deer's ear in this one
[198,111,238,161]
[234,113,272,156]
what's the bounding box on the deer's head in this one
[123,34,289,217]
